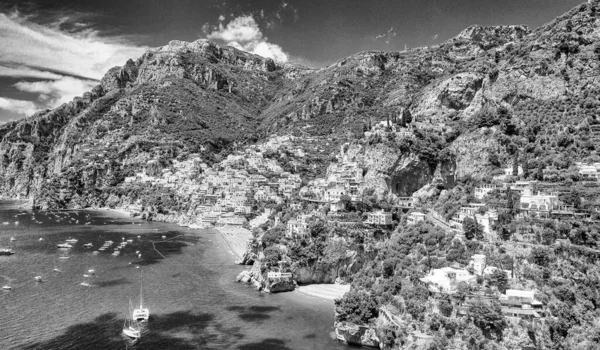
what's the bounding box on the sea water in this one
[0,201,349,349]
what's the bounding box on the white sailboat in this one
[123,299,141,339]
[132,270,149,322]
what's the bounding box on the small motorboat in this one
[83,243,93,248]
[59,256,70,260]
[0,248,14,256]
[14,221,19,225]
[34,276,43,282]
[65,238,78,243]
[2,285,11,290]
[53,268,62,272]
[88,269,95,274]
[127,239,133,243]
[10,237,16,241]
[83,274,90,278]
[112,251,121,256]
[161,235,166,239]
[80,282,91,287]
[39,237,44,241]
[57,243,73,249]
[3,222,9,225]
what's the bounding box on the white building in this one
[419,267,477,293]
[407,212,426,225]
[365,210,393,225]
[474,184,497,200]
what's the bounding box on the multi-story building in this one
[365,210,393,225]
[474,184,497,200]
[407,212,426,225]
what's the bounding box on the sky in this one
[0,0,584,122]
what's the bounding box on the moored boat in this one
[0,248,14,255]
[123,299,141,339]
[133,269,150,322]
[57,243,73,249]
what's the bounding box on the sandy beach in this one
[295,284,351,301]
[214,226,253,261]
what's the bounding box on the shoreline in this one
[295,284,351,301]
[213,226,252,261]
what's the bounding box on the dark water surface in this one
[0,201,348,350]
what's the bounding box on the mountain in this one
[2,1,600,349]
[2,2,599,207]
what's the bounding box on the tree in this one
[439,299,453,317]
[530,246,552,267]
[521,153,529,179]
[512,152,519,177]
[488,269,508,293]
[468,299,507,340]
[339,194,352,206]
[463,217,483,240]
[335,290,379,325]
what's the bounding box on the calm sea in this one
[0,201,349,350]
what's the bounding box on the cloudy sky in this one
[0,0,583,122]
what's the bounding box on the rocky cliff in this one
[3,1,599,205]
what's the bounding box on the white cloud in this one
[375,27,397,45]
[0,12,146,80]
[206,15,288,62]
[0,65,63,80]
[0,97,38,117]
[14,76,97,108]
[0,11,147,118]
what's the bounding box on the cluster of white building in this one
[576,162,600,181]
[420,254,512,294]
[364,120,414,139]
[449,203,498,241]
[122,146,305,227]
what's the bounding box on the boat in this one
[3,222,9,225]
[92,251,99,255]
[65,238,78,243]
[34,276,43,282]
[112,251,121,256]
[59,256,70,260]
[123,299,141,339]
[132,269,150,322]
[2,285,11,290]
[88,269,95,274]
[57,243,73,249]
[39,238,44,241]
[10,237,15,241]
[53,268,61,272]
[0,248,14,256]
[83,243,93,248]
[80,282,91,287]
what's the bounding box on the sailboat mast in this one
[139,269,143,309]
